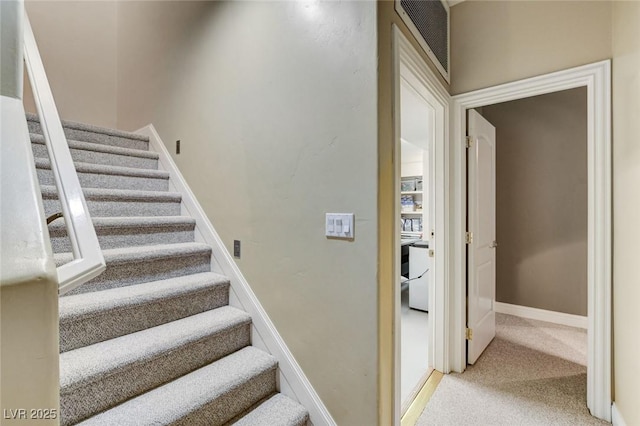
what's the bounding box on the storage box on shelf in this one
[400,175,424,238]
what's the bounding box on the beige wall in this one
[450,0,612,94]
[612,1,640,424]
[116,2,378,424]
[483,88,587,316]
[23,1,117,128]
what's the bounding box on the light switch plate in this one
[326,213,354,239]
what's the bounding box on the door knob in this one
[490,240,498,248]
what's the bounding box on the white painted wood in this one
[393,25,451,425]
[495,302,588,330]
[450,60,612,421]
[612,402,627,426]
[0,96,53,282]
[2,94,61,420]
[23,13,105,295]
[137,124,334,426]
[466,110,496,364]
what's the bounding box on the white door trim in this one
[392,25,451,424]
[449,60,612,421]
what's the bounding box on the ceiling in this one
[400,82,433,152]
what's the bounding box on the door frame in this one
[449,61,612,421]
[391,25,450,423]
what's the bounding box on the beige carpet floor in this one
[416,313,608,426]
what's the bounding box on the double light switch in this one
[326,213,354,239]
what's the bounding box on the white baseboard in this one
[612,402,627,426]
[494,301,588,329]
[137,124,335,426]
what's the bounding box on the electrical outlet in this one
[176,140,181,154]
[233,240,241,258]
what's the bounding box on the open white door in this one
[467,109,496,365]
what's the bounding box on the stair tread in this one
[60,306,251,391]
[60,272,228,322]
[31,133,158,159]
[232,394,308,426]
[27,112,148,142]
[35,157,169,179]
[76,347,276,426]
[40,185,181,202]
[49,216,195,234]
[55,242,211,267]
[38,118,307,424]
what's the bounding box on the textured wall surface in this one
[116,2,379,424]
[612,1,640,424]
[23,1,118,128]
[450,0,611,94]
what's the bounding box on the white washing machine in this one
[409,242,430,311]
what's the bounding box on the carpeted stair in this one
[28,113,309,426]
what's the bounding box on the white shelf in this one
[401,191,422,195]
[401,210,423,215]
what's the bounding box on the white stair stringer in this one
[137,124,336,426]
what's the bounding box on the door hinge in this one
[466,136,474,148]
[430,229,435,239]
[466,328,473,340]
[465,231,473,244]
[429,249,435,258]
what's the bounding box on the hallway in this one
[416,313,607,425]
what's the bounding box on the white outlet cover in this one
[326,213,354,239]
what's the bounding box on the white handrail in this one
[23,13,105,295]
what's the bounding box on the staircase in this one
[28,113,309,426]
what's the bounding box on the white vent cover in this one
[395,0,450,83]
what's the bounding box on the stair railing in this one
[23,13,105,295]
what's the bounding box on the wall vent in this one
[396,0,450,83]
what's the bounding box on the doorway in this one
[451,61,612,421]
[391,26,450,424]
[399,74,434,413]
